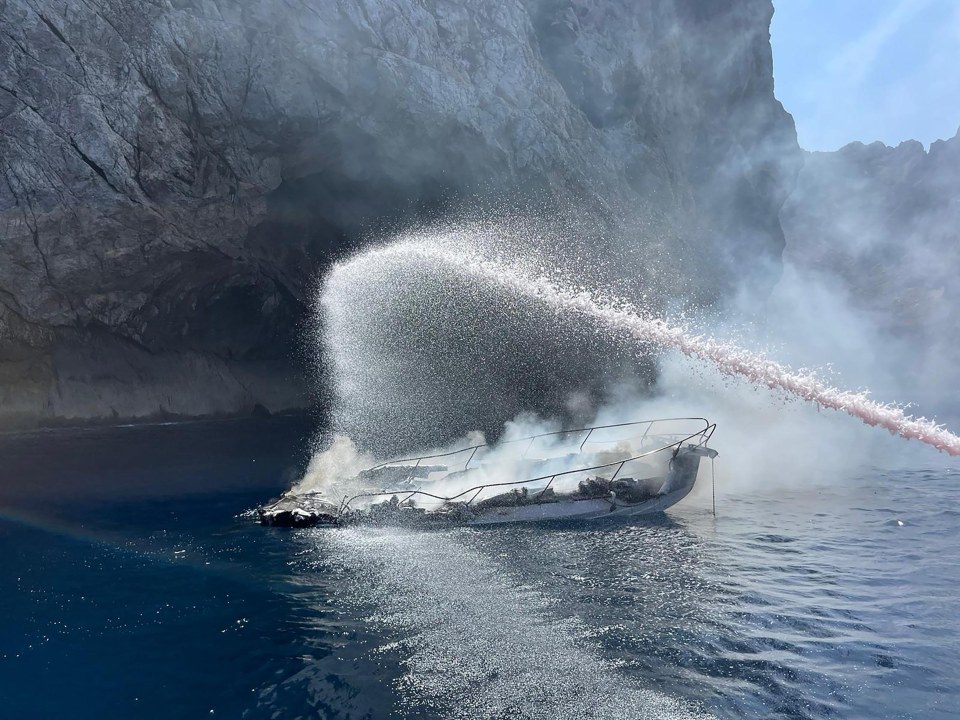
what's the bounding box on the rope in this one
[711,457,716,517]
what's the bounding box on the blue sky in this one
[770,0,960,150]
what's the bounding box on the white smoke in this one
[295,220,957,499]
[295,433,376,496]
[293,410,687,511]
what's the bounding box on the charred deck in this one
[257,418,717,530]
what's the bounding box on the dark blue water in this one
[1,418,957,718]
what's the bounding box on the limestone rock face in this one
[781,130,960,418]
[782,133,960,308]
[0,0,799,428]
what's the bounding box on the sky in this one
[770,0,960,151]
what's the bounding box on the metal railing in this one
[339,421,716,515]
[363,417,711,475]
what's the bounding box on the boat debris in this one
[258,418,717,529]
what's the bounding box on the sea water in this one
[2,417,957,719]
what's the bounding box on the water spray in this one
[328,235,960,457]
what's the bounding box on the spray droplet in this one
[324,236,960,457]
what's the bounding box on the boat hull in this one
[258,444,711,529]
[465,446,705,525]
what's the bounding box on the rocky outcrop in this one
[781,129,960,417]
[0,0,799,429]
[782,131,960,314]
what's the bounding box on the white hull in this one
[465,447,704,525]
[258,418,717,529]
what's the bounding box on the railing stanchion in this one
[466,486,484,507]
[465,446,479,470]
[522,437,535,459]
[578,428,594,452]
[536,475,556,500]
[641,421,653,442]
[611,461,626,482]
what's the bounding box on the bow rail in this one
[363,417,711,475]
[340,420,716,515]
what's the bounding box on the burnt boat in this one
[258,417,717,528]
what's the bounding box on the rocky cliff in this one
[781,129,960,417]
[0,0,799,429]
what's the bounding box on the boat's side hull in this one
[257,445,713,528]
[466,448,705,525]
